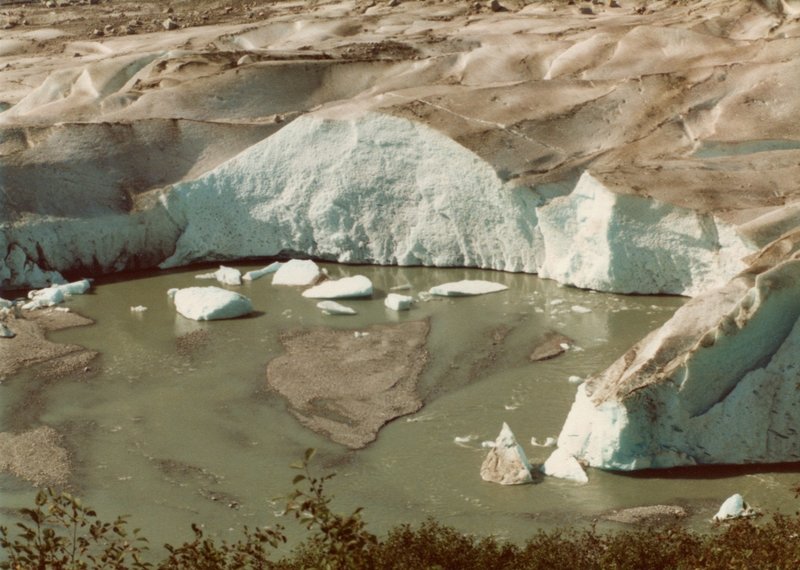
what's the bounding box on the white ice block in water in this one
[385,293,413,311]
[316,300,357,315]
[22,279,92,310]
[171,286,253,321]
[272,260,321,286]
[302,275,373,299]
[429,280,508,297]
[243,262,283,281]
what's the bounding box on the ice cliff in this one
[556,243,800,469]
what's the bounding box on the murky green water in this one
[2,263,799,551]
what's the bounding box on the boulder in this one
[171,286,253,321]
[480,423,533,485]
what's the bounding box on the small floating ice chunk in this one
[390,283,412,291]
[571,305,592,313]
[302,275,373,299]
[568,375,583,384]
[130,305,148,312]
[481,441,496,449]
[559,343,570,350]
[272,259,321,286]
[480,423,533,485]
[171,286,253,321]
[531,437,557,447]
[0,323,15,338]
[713,494,756,521]
[195,266,242,286]
[385,293,413,311]
[243,262,283,281]
[550,299,564,306]
[316,301,357,315]
[167,288,179,300]
[429,280,508,297]
[353,331,370,338]
[22,279,92,310]
[454,435,478,445]
[541,448,588,484]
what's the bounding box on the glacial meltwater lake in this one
[2,263,800,549]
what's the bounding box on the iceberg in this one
[170,286,253,321]
[302,275,373,299]
[22,279,92,310]
[713,494,755,521]
[429,280,508,297]
[385,293,413,311]
[480,423,533,485]
[0,323,14,338]
[195,265,242,286]
[541,448,588,484]
[272,260,321,286]
[243,262,283,281]
[316,300,357,315]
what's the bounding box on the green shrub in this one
[4,454,800,569]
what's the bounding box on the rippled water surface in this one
[2,263,799,549]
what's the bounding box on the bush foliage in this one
[3,450,800,569]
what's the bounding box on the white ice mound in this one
[159,112,541,271]
[171,286,253,321]
[429,280,508,297]
[541,448,588,484]
[556,258,800,470]
[195,265,242,286]
[302,275,373,299]
[22,279,92,310]
[0,323,15,338]
[385,293,413,311]
[536,172,754,296]
[272,260,321,286]
[480,422,533,485]
[243,262,283,281]
[713,494,755,521]
[316,300,357,315]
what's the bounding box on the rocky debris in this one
[480,423,533,485]
[0,426,70,486]
[529,331,574,362]
[603,505,688,525]
[266,320,429,448]
[162,17,178,30]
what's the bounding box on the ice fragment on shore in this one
[302,275,372,299]
[480,423,533,485]
[385,293,413,311]
[713,494,756,521]
[568,375,583,384]
[317,301,357,315]
[243,262,283,281]
[22,279,92,310]
[0,323,14,338]
[429,280,508,297]
[171,286,253,321]
[272,260,321,286]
